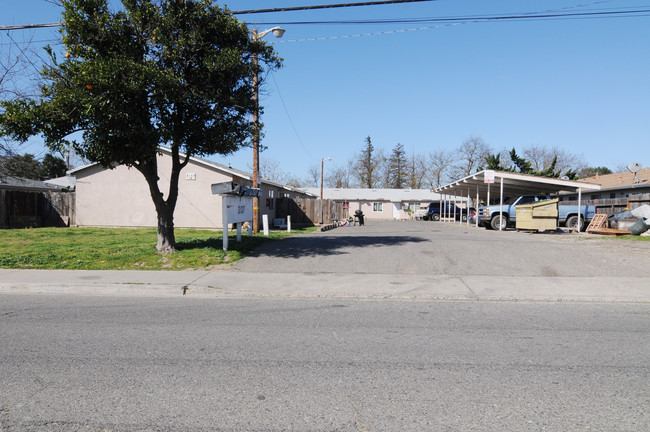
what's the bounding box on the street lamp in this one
[320,157,331,224]
[320,157,331,200]
[251,26,285,234]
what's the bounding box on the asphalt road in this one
[1,295,648,432]
[235,220,650,277]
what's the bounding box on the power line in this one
[231,0,437,14]
[1,0,437,31]
[247,9,650,26]
[269,70,317,162]
[0,22,60,31]
[2,2,648,32]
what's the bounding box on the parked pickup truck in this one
[477,194,596,231]
[424,202,474,222]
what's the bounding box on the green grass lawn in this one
[0,226,316,270]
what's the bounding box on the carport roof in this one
[435,170,601,197]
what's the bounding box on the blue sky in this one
[2,0,650,183]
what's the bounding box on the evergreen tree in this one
[484,153,504,171]
[387,142,408,189]
[509,148,533,174]
[355,136,380,188]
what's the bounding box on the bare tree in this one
[406,152,427,189]
[1,34,35,160]
[1,28,59,168]
[373,148,389,188]
[522,145,586,176]
[256,157,289,183]
[425,149,454,188]
[307,164,320,187]
[325,160,354,188]
[451,136,492,179]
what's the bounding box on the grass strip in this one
[0,226,316,270]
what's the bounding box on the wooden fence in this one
[274,198,346,226]
[0,190,74,229]
[562,193,650,216]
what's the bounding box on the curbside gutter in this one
[0,269,648,303]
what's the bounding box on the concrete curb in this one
[1,269,648,303]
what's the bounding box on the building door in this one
[392,203,400,219]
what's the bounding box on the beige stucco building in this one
[305,188,443,220]
[70,147,314,229]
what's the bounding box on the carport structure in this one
[434,170,601,230]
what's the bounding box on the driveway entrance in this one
[236,220,650,279]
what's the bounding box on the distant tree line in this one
[265,135,611,189]
[0,153,68,180]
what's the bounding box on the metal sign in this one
[223,195,253,224]
[221,195,254,251]
[484,170,496,184]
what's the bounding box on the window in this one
[373,202,383,212]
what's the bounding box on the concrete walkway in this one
[2,221,649,302]
[0,268,649,302]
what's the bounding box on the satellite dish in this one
[627,162,643,184]
[628,162,642,173]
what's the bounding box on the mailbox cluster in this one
[212,182,261,251]
[211,181,261,197]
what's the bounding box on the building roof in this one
[68,147,315,197]
[0,175,68,192]
[303,188,441,202]
[436,170,601,197]
[44,175,76,189]
[581,167,650,192]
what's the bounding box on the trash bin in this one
[516,199,558,231]
[354,210,365,226]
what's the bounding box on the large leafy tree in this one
[1,153,42,179]
[41,153,69,179]
[0,0,280,253]
[0,153,68,180]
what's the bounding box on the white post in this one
[262,214,269,236]
[499,177,504,231]
[577,187,582,232]
[443,194,447,221]
[287,215,292,232]
[467,187,470,226]
[222,199,229,251]
[476,185,480,228]
[487,183,491,207]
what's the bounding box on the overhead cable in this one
[2,4,649,32]
[231,0,437,14]
[247,9,650,25]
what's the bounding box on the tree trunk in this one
[156,203,176,255]
[135,153,185,255]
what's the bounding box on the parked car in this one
[467,207,478,224]
[424,202,474,222]
[478,194,596,230]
